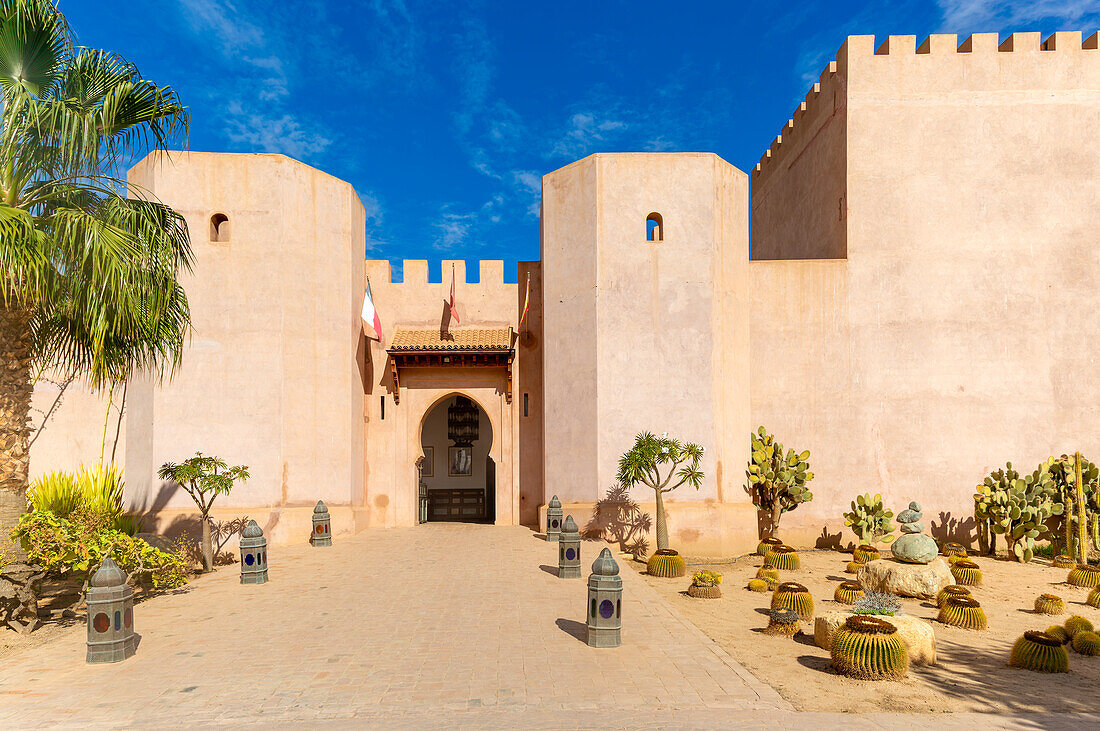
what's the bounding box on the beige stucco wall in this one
[29,378,123,481]
[749,32,1100,549]
[119,152,366,546]
[361,260,536,530]
[542,153,757,555]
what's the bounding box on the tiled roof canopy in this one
[388,328,514,352]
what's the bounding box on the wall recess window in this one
[523,392,529,417]
[380,396,385,420]
[210,213,230,242]
[646,212,663,242]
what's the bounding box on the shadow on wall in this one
[930,512,977,547]
[582,484,652,559]
[815,527,845,550]
[128,482,249,564]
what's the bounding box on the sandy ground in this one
[633,549,1100,714]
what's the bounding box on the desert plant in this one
[1052,554,1077,569]
[755,566,780,582]
[764,545,800,571]
[1071,631,1100,656]
[852,592,901,616]
[844,560,862,574]
[834,581,863,604]
[28,465,138,534]
[831,616,909,680]
[756,537,782,556]
[1035,594,1066,615]
[746,578,769,592]
[771,581,813,620]
[744,426,813,534]
[1087,587,1100,609]
[617,432,704,555]
[853,544,880,563]
[941,542,967,557]
[1010,631,1070,673]
[1067,565,1100,588]
[937,585,971,608]
[158,453,250,573]
[1046,624,1071,644]
[974,462,1061,562]
[1048,453,1099,562]
[687,583,721,599]
[763,607,800,636]
[938,596,988,630]
[646,549,685,578]
[843,494,895,547]
[948,554,968,565]
[951,559,982,586]
[691,569,722,587]
[1064,615,1094,638]
[26,471,82,517]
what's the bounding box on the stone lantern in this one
[240,519,269,584]
[546,495,563,542]
[558,515,581,578]
[311,500,332,547]
[586,547,622,648]
[86,556,135,664]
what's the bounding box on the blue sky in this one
[66,0,1100,280]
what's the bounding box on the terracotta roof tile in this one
[388,328,513,352]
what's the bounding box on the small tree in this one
[616,432,704,552]
[744,426,814,536]
[158,453,249,572]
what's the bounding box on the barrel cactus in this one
[1010,631,1070,673]
[646,549,685,578]
[756,537,783,556]
[1052,554,1077,569]
[1072,630,1100,656]
[687,570,722,598]
[1087,587,1100,609]
[755,566,780,582]
[941,542,967,557]
[951,559,982,586]
[834,581,864,604]
[830,616,909,680]
[1067,564,1100,588]
[771,581,813,620]
[1064,615,1094,638]
[948,554,968,565]
[763,607,800,636]
[1034,594,1066,615]
[1046,625,1071,644]
[937,585,971,608]
[844,560,862,574]
[746,578,769,592]
[975,462,1061,562]
[745,427,814,533]
[853,544,880,563]
[937,596,987,630]
[764,545,800,571]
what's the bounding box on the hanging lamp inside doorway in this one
[448,396,479,446]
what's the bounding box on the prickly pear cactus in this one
[974,462,1061,562]
[842,494,896,546]
[744,427,814,531]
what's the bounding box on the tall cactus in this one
[744,426,814,535]
[1049,454,1099,559]
[974,462,1061,562]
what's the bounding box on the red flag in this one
[449,264,461,325]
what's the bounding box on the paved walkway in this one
[1,524,1097,729]
[0,525,786,727]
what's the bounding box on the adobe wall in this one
[749,32,1100,549]
[361,260,539,529]
[121,152,366,546]
[29,377,123,480]
[542,153,757,555]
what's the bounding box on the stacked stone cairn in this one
[891,501,939,564]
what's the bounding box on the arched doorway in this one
[418,394,495,523]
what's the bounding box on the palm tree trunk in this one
[0,306,34,557]
[654,488,669,551]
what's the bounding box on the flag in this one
[449,264,461,325]
[361,279,383,341]
[519,272,531,331]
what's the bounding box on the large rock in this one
[858,557,952,599]
[815,611,937,666]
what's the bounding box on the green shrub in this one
[27,470,83,518]
[12,510,187,590]
[28,464,141,535]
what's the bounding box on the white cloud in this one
[937,0,1100,32]
[224,104,332,158]
[550,112,628,158]
[434,210,477,250]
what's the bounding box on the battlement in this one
[753,30,1100,185]
[365,259,515,286]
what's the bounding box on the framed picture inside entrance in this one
[448,446,473,476]
[420,446,434,477]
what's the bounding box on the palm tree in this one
[616,432,704,552]
[0,0,192,541]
